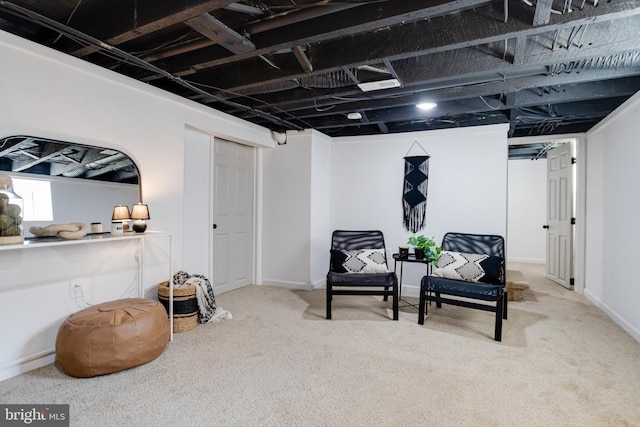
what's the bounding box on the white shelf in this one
[0,230,167,251]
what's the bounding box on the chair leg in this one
[392,280,399,320]
[503,290,508,319]
[326,284,332,320]
[418,285,426,325]
[495,295,503,341]
[435,292,442,308]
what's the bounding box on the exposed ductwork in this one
[61,153,129,178]
[549,52,640,74]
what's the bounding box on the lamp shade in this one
[130,203,150,233]
[131,203,150,220]
[112,205,131,221]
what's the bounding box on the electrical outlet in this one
[69,282,83,299]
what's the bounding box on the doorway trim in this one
[211,137,257,294]
[183,125,264,293]
[508,133,586,295]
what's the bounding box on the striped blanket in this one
[173,271,232,323]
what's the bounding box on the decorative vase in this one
[414,248,425,260]
[0,173,24,245]
[110,221,124,236]
[90,222,103,234]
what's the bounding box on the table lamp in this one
[130,203,150,233]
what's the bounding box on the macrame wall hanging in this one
[402,142,430,233]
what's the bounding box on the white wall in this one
[0,30,273,381]
[330,125,509,293]
[309,132,332,286]
[261,125,509,293]
[261,129,331,288]
[262,130,313,286]
[330,126,508,240]
[182,127,213,277]
[507,159,547,263]
[584,91,640,341]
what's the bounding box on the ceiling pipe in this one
[84,159,135,178]
[62,153,128,178]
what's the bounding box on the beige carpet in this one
[506,269,531,301]
[1,262,639,426]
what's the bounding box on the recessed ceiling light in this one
[416,102,437,111]
[347,112,363,120]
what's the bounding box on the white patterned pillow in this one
[432,250,501,284]
[330,249,389,273]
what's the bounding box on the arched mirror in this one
[0,135,140,237]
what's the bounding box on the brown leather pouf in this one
[55,298,170,378]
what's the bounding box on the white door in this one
[213,139,255,294]
[545,143,573,289]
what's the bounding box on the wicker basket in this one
[157,281,198,333]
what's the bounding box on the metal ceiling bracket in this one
[292,46,313,73]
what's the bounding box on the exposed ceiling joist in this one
[70,0,239,56]
[152,0,497,76]
[182,4,640,99]
[185,13,255,54]
[224,2,265,16]
[12,142,69,172]
[533,0,554,26]
[0,0,638,141]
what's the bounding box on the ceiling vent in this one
[357,78,401,92]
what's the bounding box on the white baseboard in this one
[259,279,315,291]
[311,278,326,289]
[584,289,640,342]
[400,284,420,298]
[0,349,55,383]
[507,258,545,264]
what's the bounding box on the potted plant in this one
[407,235,441,264]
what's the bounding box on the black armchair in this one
[326,230,398,320]
[418,232,507,341]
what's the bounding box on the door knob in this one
[542,225,549,229]
[213,224,218,229]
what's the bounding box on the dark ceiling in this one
[1,0,639,142]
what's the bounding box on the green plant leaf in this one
[407,234,442,264]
